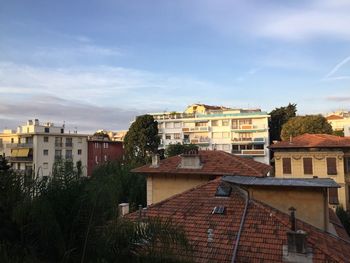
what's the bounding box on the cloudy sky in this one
[1,0,350,132]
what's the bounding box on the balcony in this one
[190,137,211,144]
[8,156,33,162]
[65,142,73,147]
[232,137,265,144]
[240,149,265,156]
[231,125,267,132]
[6,143,33,148]
[182,126,210,132]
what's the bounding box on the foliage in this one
[0,160,190,262]
[165,143,199,157]
[269,103,297,142]
[333,130,344,137]
[280,115,333,141]
[336,206,350,236]
[124,115,160,166]
[0,155,10,172]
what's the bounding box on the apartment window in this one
[165,134,172,140]
[158,123,163,129]
[55,137,62,147]
[240,119,252,125]
[222,132,230,139]
[222,120,229,126]
[232,145,239,153]
[174,133,181,140]
[165,122,173,128]
[45,127,50,133]
[43,163,48,169]
[104,155,108,162]
[232,120,238,129]
[213,132,222,139]
[327,157,337,175]
[55,150,62,160]
[195,122,207,127]
[345,157,350,173]
[254,144,264,150]
[11,138,14,143]
[174,122,181,128]
[44,136,49,142]
[66,137,73,147]
[103,142,109,149]
[212,120,219,126]
[65,150,72,159]
[303,158,313,175]
[77,149,82,155]
[61,128,64,134]
[239,133,253,141]
[282,158,292,174]
[94,142,99,149]
[95,155,99,164]
[43,149,49,156]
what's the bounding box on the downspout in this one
[231,186,250,263]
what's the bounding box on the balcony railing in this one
[182,126,210,132]
[190,137,211,144]
[241,149,265,156]
[6,143,33,148]
[232,137,265,143]
[231,125,266,131]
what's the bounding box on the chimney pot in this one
[118,203,129,217]
[151,154,160,168]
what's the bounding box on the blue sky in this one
[1,0,350,132]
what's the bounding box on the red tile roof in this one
[326,115,344,120]
[126,179,350,262]
[269,133,350,149]
[132,150,272,177]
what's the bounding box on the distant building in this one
[270,133,350,210]
[345,125,350,137]
[87,133,123,176]
[0,119,88,177]
[150,103,270,164]
[326,112,350,132]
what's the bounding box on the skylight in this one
[212,206,225,214]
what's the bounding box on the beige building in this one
[326,112,350,132]
[150,103,270,164]
[0,119,88,177]
[270,133,350,210]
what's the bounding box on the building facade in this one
[151,104,270,164]
[270,134,350,210]
[87,134,124,176]
[0,119,88,177]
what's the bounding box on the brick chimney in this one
[283,207,313,262]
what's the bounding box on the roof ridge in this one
[220,151,265,176]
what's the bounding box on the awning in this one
[11,149,18,157]
[17,148,30,157]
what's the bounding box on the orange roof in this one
[126,179,350,262]
[326,115,344,120]
[132,150,272,177]
[269,133,350,149]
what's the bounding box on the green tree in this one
[333,130,344,137]
[280,115,333,141]
[165,143,199,157]
[124,115,160,165]
[336,206,350,236]
[269,103,297,142]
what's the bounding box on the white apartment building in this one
[151,104,270,164]
[0,119,88,177]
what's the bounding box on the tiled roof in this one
[126,179,350,262]
[269,133,350,149]
[131,150,272,177]
[326,115,344,120]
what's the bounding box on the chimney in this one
[118,203,129,217]
[289,135,293,143]
[283,207,313,262]
[150,154,160,168]
[207,228,214,246]
[180,149,202,169]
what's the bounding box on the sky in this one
[1,0,350,132]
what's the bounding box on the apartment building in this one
[326,111,350,132]
[0,119,88,177]
[151,103,270,164]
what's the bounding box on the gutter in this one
[231,186,249,263]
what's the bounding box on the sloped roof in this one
[269,133,350,149]
[326,115,344,120]
[126,179,350,262]
[132,150,272,177]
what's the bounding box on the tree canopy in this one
[269,103,297,142]
[165,143,199,157]
[280,115,333,141]
[124,115,160,165]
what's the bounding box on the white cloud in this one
[323,55,350,81]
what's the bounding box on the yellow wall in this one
[274,151,350,210]
[184,104,207,114]
[248,186,328,230]
[147,174,211,205]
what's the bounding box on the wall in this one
[274,150,349,210]
[248,186,328,230]
[147,173,212,205]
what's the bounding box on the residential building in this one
[0,119,88,177]
[269,134,350,210]
[326,112,350,132]
[150,103,270,164]
[345,125,350,137]
[87,133,123,176]
[126,176,350,262]
[132,150,271,205]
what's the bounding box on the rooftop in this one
[132,150,272,177]
[126,179,350,262]
[269,133,350,149]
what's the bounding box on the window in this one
[195,122,207,127]
[327,157,337,175]
[254,144,264,150]
[66,137,73,147]
[78,149,82,155]
[240,119,252,125]
[213,132,222,139]
[303,158,313,175]
[11,138,14,143]
[43,163,48,169]
[95,155,99,164]
[222,144,230,151]
[222,120,229,126]
[44,136,49,142]
[165,122,173,128]
[174,133,181,140]
[165,134,171,140]
[94,142,99,149]
[55,150,62,160]
[103,142,109,149]
[174,122,181,128]
[345,157,350,173]
[55,137,62,147]
[232,120,238,129]
[65,150,72,159]
[61,128,64,134]
[222,132,230,139]
[43,149,48,156]
[212,120,219,126]
[282,158,292,174]
[239,133,253,141]
[104,155,108,162]
[45,127,50,133]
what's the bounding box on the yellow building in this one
[270,133,350,210]
[326,114,350,132]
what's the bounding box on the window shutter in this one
[303,158,313,175]
[328,188,339,205]
[327,158,337,175]
[282,158,291,174]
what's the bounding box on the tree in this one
[333,130,344,137]
[336,206,350,236]
[165,143,199,157]
[124,115,160,165]
[280,115,333,141]
[269,103,297,142]
[0,155,10,172]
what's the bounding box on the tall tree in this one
[269,103,297,142]
[280,115,333,141]
[124,115,160,165]
[165,143,198,157]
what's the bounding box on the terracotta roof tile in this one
[132,150,272,177]
[269,133,350,149]
[126,179,350,262]
[326,115,344,120]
